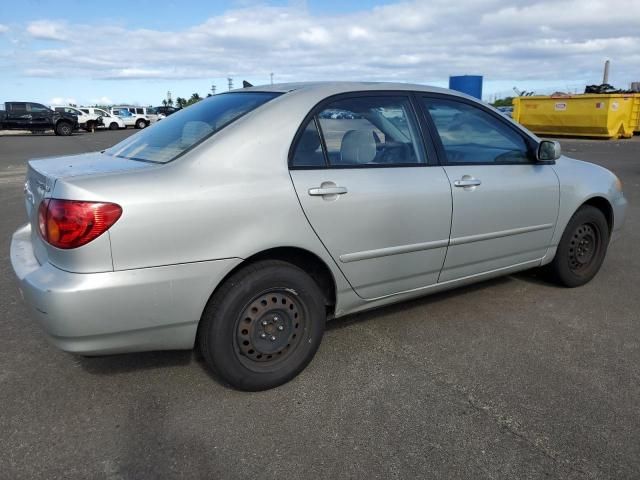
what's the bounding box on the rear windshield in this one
[106,92,280,164]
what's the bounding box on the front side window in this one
[106,92,280,164]
[29,103,50,113]
[423,98,530,164]
[314,96,425,167]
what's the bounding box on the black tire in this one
[198,260,326,391]
[109,122,119,130]
[135,119,147,129]
[548,205,609,287]
[55,121,72,136]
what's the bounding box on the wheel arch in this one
[206,246,337,317]
[581,195,614,235]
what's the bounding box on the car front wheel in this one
[198,260,326,391]
[549,205,609,287]
[135,119,147,129]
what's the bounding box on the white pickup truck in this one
[50,105,102,131]
[80,107,125,130]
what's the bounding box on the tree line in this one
[162,92,209,108]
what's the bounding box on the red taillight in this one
[38,199,122,249]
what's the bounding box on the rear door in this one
[289,93,452,299]
[420,95,559,282]
[7,102,29,128]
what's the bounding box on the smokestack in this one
[603,60,610,84]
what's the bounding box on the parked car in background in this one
[155,106,181,116]
[1,101,77,135]
[112,105,164,126]
[110,107,147,129]
[80,107,125,130]
[50,105,102,131]
[496,106,514,118]
[10,83,627,391]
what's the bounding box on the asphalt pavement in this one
[0,130,638,479]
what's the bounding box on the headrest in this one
[340,129,376,164]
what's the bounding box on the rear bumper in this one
[11,224,241,355]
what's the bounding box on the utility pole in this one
[227,77,233,91]
[167,90,172,105]
[211,84,216,95]
[270,72,274,85]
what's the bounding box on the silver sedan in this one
[10,82,627,390]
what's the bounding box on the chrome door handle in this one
[453,178,481,187]
[308,186,348,196]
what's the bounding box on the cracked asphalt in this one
[0,130,638,479]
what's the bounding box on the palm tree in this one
[162,99,168,107]
[187,93,202,106]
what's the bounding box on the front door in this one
[420,96,560,282]
[28,103,53,130]
[289,94,452,299]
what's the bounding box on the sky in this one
[0,0,639,106]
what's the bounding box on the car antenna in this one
[242,80,253,88]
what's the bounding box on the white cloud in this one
[26,20,67,41]
[0,24,9,34]
[13,1,640,91]
[91,96,113,105]
[48,97,77,105]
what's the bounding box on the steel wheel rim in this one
[235,289,305,370]
[568,222,600,273]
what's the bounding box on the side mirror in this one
[537,140,561,162]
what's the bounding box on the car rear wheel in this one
[198,260,326,391]
[55,121,73,136]
[548,205,609,287]
[135,119,147,129]
[109,122,119,130]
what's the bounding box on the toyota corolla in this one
[10,82,627,390]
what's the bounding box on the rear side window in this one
[423,98,531,165]
[107,92,280,164]
[292,95,425,168]
[9,103,27,112]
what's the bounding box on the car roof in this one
[239,81,472,100]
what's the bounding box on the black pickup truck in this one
[0,102,78,135]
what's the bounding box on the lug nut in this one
[277,325,284,331]
[270,336,276,342]
[261,320,268,326]
[273,316,279,322]
[260,333,267,339]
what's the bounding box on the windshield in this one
[106,92,280,163]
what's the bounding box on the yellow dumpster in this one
[512,93,640,139]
